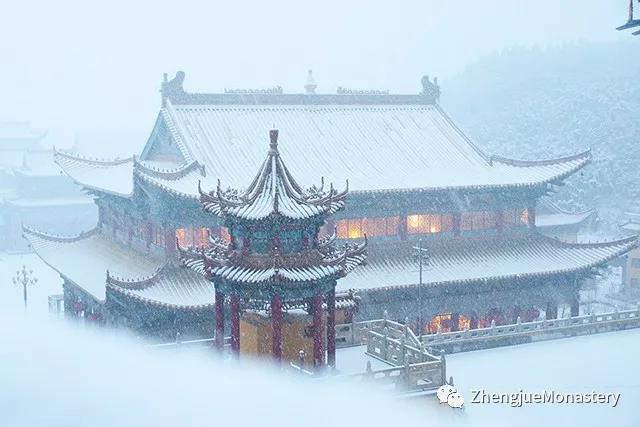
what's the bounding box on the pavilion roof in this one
[336,233,637,292]
[180,236,367,286]
[198,129,347,221]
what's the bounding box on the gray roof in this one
[337,234,637,292]
[54,73,591,199]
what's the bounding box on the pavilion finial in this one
[269,129,279,152]
[305,69,317,94]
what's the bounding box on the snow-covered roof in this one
[535,199,596,228]
[157,100,590,194]
[198,129,347,221]
[106,264,215,309]
[54,150,134,198]
[337,233,637,291]
[54,74,592,198]
[621,220,640,233]
[535,201,596,228]
[23,227,164,301]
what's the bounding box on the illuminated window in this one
[175,227,210,248]
[407,214,443,234]
[337,216,400,239]
[426,313,471,334]
[348,219,363,239]
[220,227,231,244]
[519,209,529,225]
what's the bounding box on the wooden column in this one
[527,205,536,229]
[545,302,558,320]
[451,313,460,332]
[469,313,479,330]
[230,294,240,356]
[271,294,283,362]
[496,209,504,234]
[399,214,408,241]
[453,213,461,237]
[326,288,336,368]
[570,299,580,317]
[512,306,521,323]
[215,290,225,350]
[164,227,176,255]
[312,292,324,368]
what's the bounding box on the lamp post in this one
[413,239,429,335]
[617,0,640,35]
[12,265,38,310]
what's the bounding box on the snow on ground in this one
[2,252,639,426]
[434,329,640,426]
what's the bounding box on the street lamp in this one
[12,265,38,310]
[412,239,429,335]
[617,0,640,35]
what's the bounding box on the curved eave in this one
[54,149,135,198]
[106,282,215,311]
[106,263,216,310]
[133,160,206,200]
[350,235,637,293]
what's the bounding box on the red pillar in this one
[451,313,460,332]
[469,313,479,329]
[312,292,324,368]
[164,228,176,255]
[271,294,283,362]
[326,288,336,368]
[496,209,504,234]
[230,294,240,355]
[215,290,225,350]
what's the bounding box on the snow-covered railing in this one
[420,308,640,354]
[338,359,446,392]
[149,335,231,349]
[335,311,422,349]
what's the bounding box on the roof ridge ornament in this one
[269,129,279,152]
[161,71,186,107]
[420,75,440,103]
[304,70,317,94]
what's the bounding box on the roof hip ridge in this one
[22,225,99,243]
[490,149,592,167]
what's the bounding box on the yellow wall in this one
[239,311,326,366]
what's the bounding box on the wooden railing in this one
[419,308,640,354]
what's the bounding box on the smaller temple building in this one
[181,129,366,367]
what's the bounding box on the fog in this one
[0,308,432,426]
[0,1,627,149]
[2,1,639,426]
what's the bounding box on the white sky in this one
[0,0,630,147]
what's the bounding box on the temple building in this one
[0,122,96,251]
[620,211,640,295]
[25,71,637,339]
[180,129,366,366]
